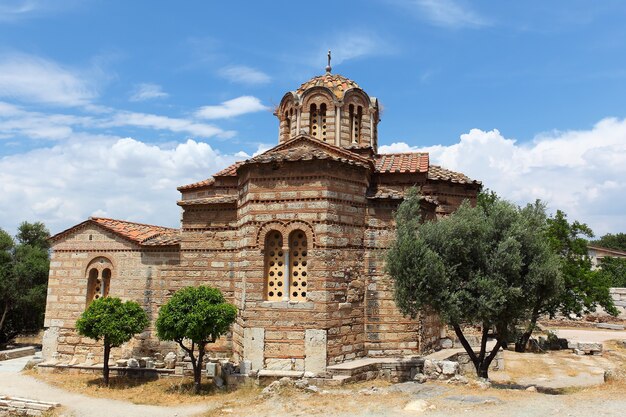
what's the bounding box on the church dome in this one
[296,73,361,100]
[276,51,380,151]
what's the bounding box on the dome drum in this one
[276,73,380,151]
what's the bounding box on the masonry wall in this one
[43,225,179,364]
[229,160,371,370]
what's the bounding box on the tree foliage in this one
[592,232,626,252]
[156,285,237,393]
[0,222,50,346]
[597,257,626,288]
[387,189,561,378]
[543,211,617,317]
[76,297,148,385]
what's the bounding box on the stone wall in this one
[232,160,370,369]
[43,225,180,363]
[610,288,626,317]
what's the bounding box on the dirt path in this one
[551,328,626,343]
[0,356,209,417]
[3,351,626,417]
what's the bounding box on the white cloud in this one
[105,111,234,139]
[402,0,489,29]
[0,0,38,21]
[380,117,626,235]
[195,96,269,120]
[0,53,96,106]
[0,101,234,141]
[129,83,169,102]
[218,65,271,85]
[0,135,247,234]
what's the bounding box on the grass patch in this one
[29,370,260,406]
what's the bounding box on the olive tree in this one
[76,297,149,385]
[386,189,561,379]
[156,285,237,394]
[515,210,617,351]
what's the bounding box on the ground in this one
[1,328,626,417]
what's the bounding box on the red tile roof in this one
[177,177,215,191]
[247,135,372,168]
[213,161,244,177]
[177,161,243,191]
[427,165,481,185]
[296,73,360,99]
[375,153,429,174]
[50,217,180,246]
[89,218,179,245]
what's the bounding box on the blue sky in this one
[1,0,625,236]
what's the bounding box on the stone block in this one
[164,352,177,369]
[206,362,217,377]
[305,329,327,374]
[441,360,459,376]
[440,338,453,349]
[41,327,59,360]
[578,342,602,353]
[127,358,139,368]
[596,323,625,330]
[243,327,265,371]
[239,359,252,375]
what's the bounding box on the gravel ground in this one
[2,339,626,417]
[0,356,209,417]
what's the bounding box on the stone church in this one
[43,65,481,374]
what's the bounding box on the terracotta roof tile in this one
[296,73,360,99]
[213,161,244,177]
[177,161,243,191]
[375,153,429,174]
[248,138,371,169]
[177,177,215,191]
[90,217,179,245]
[427,165,481,185]
[366,186,438,205]
[177,195,238,206]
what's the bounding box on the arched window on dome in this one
[349,104,362,144]
[309,103,327,140]
[264,231,285,301]
[288,230,308,301]
[285,108,292,141]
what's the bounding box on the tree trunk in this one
[103,341,111,386]
[516,306,540,353]
[193,345,205,395]
[453,323,503,380]
[0,303,9,333]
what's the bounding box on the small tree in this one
[387,189,561,379]
[0,222,50,347]
[515,211,618,351]
[76,297,148,385]
[156,285,237,394]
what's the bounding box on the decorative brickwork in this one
[43,70,481,375]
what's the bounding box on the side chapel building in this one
[43,64,481,374]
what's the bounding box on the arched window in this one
[309,104,318,137]
[309,103,327,140]
[86,258,112,306]
[282,108,294,141]
[349,104,362,144]
[264,231,285,301]
[289,230,308,301]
